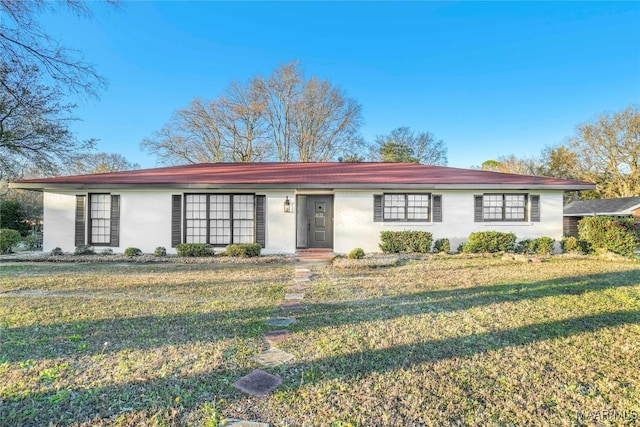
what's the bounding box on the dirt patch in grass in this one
[1,257,638,426]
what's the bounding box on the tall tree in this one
[66,152,140,175]
[569,105,639,198]
[0,0,114,97]
[0,62,94,178]
[370,127,447,165]
[142,62,363,164]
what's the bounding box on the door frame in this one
[295,194,334,249]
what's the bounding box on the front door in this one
[297,195,333,249]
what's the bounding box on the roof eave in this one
[10,182,597,191]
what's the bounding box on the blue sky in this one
[41,1,639,169]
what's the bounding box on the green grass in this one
[0,258,638,426]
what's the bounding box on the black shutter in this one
[255,195,266,248]
[171,195,182,247]
[530,195,540,222]
[373,195,383,222]
[109,195,120,247]
[75,195,86,246]
[432,195,442,222]
[474,195,484,222]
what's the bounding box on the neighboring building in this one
[563,196,640,236]
[11,162,594,254]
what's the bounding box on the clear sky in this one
[40,1,639,169]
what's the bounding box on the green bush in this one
[560,236,589,254]
[379,231,433,253]
[0,229,21,254]
[461,231,516,253]
[50,247,64,256]
[74,245,95,255]
[225,243,261,257]
[578,216,639,257]
[516,237,555,256]
[154,246,167,257]
[175,243,212,257]
[100,248,114,255]
[124,247,142,257]
[347,248,365,259]
[23,233,43,250]
[433,238,451,254]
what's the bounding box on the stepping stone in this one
[294,277,311,282]
[285,293,304,300]
[232,369,282,397]
[280,302,304,311]
[295,268,310,273]
[287,285,307,292]
[265,317,296,327]
[252,347,295,367]
[226,419,270,427]
[264,329,291,344]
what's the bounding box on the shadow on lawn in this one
[1,269,639,363]
[2,309,638,425]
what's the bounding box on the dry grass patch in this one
[0,258,639,426]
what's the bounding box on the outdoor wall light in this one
[284,196,292,213]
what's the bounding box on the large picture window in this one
[185,194,255,245]
[383,193,430,222]
[89,194,111,245]
[482,194,526,221]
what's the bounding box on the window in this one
[481,194,526,221]
[382,193,430,221]
[185,194,255,245]
[89,194,111,245]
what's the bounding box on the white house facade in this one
[12,163,595,254]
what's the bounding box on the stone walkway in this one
[230,264,318,426]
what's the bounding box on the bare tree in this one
[0,62,94,177]
[143,62,364,164]
[369,127,447,165]
[66,152,140,175]
[569,105,639,197]
[0,0,116,97]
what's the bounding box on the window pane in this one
[233,219,254,244]
[186,194,207,219]
[233,194,254,220]
[407,194,429,220]
[483,194,503,220]
[210,219,231,245]
[505,195,526,220]
[90,194,111,244]
[383,194,405,220]
[210,195,231,219]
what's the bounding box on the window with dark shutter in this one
[171,195,182,247]
[75,195,86,246]
[109,195,120,247]
[530,195,540,222]
[474,195,484,222]
[255,195,266,248]
[373,195,382,222]
[432,195,442,222]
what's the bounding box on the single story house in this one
[11,162,595,254]
[563,196,640,236]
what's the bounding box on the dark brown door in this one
[306,196,333,248]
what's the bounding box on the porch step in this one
[294,249,335,262]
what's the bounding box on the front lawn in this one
[0,257,638,426]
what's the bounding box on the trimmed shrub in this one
[0,229,21,254]
[578,216,639,257]
[50,247,64,256]
[225,243,261,257]
[175,243,212,257]
[433,238,451,254]
[154,246,167,257]
[124,247,142,257]
[379,231,433,253]
[74,245,95,255]
[347,248,365,259]
[100,248,114,256]
[516,237,555,256]
[560,236,589,254]
[461,231,516,253]
[23,233,43,250]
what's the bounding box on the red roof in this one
[11,162,595,190]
